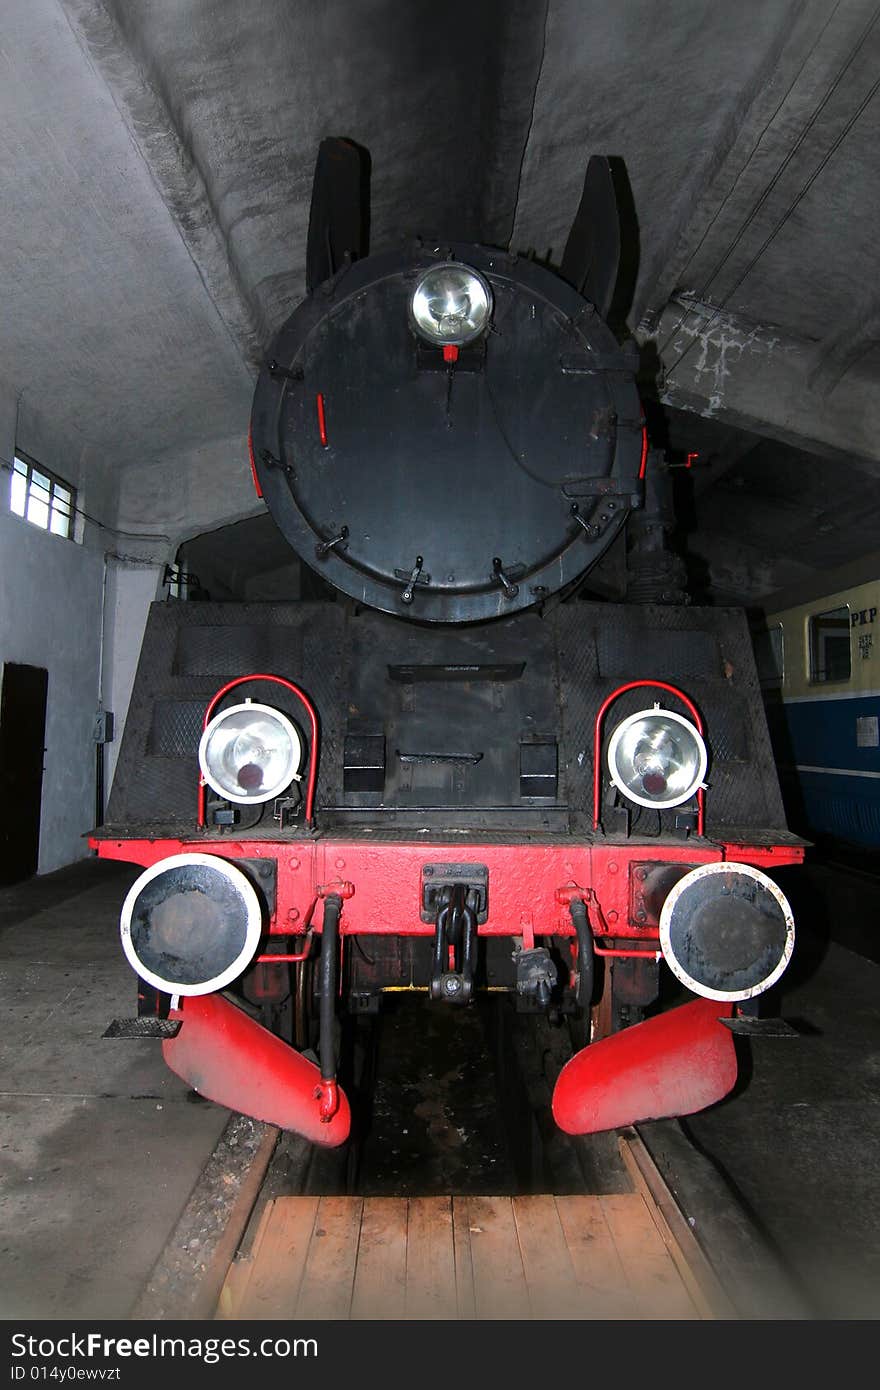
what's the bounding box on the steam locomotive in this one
[91,141,803,1146]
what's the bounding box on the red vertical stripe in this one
[247,426,263,498]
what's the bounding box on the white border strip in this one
[781,688,880,704]
[793,764,880,780]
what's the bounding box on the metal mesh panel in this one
[147,701,204,758]
[550,613,599,830]
[703,699,748,763]
[304,619,348,811]
[596,628,721,680]
[107,602,345,828]
[173,624,303,677]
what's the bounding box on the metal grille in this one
[102,1018,181,1038]
[703,699,749,763]
[596,628,721,680]
[147,701,204,757]
[174,624,303,677]
[107,602,345,828]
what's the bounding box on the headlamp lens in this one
[410,263,493,346]
[198,702,302,805]
[607,707,707,810]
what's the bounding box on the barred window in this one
[9,452,76,539]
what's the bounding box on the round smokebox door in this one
[120,853,262,997]
[659,862,795,1002]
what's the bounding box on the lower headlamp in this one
[198,699,302,805]
[607,704,707,811]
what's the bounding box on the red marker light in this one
[316,393,328,448]
[443,344,459,364]
[686,452,699,469]
[639,425,648,479]
[247,426,263,499]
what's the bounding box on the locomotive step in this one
[719,1016,800,1038]
[102,1017,182,1039]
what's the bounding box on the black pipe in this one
[432,901,450,988]
[319,894,342,1084]
[569,897,594,1012]
[95,742,105,828]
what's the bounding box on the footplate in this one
[719,1016,799,1038]
[103,1017,183,1039]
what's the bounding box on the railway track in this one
[130,999,806,1322]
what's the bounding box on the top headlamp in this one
[409,263,493,347]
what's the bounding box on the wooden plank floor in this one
[216,1194,708,1320]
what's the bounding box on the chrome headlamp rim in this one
[408,261,494,347]
[198,699,302,806]
[606,704,708,811]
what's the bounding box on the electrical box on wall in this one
[93,710,114,744]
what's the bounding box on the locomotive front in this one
[91,146,803,1145]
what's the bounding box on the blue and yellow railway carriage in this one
[755,556,880,850]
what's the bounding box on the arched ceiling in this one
[3,0,879,605]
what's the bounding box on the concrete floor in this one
[0,855,878,1321]
[0,860,229,1321]
[679,861,880,1321]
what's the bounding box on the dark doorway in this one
[0,663,48,885]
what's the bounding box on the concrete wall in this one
[116,433,261,542]
[102,559,166,792]
[102,440,287,789]
[5,413,257,815]
[106,432,260,789]
[0,379,107,873]
[0,511,107,872]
